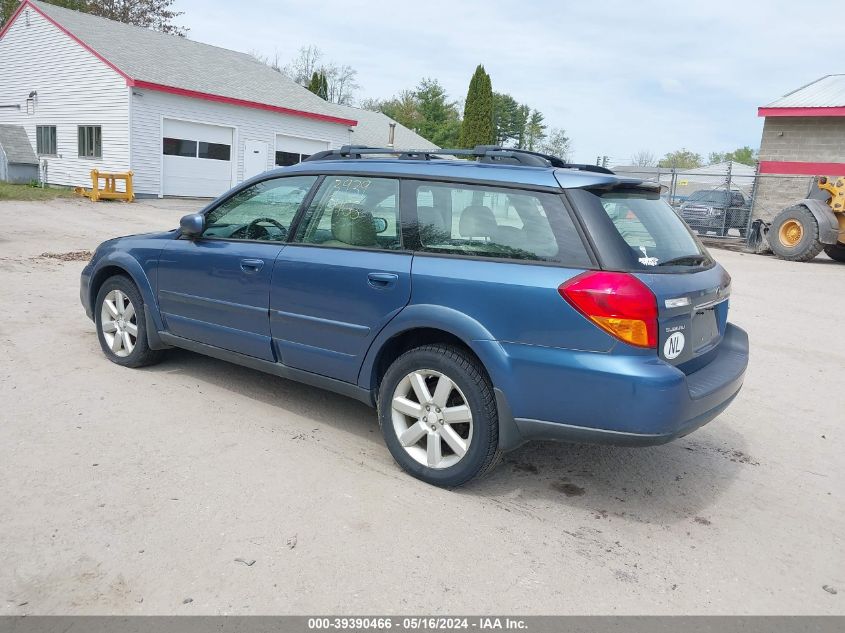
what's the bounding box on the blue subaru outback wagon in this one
[81,146,748,487]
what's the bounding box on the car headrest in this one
[417,205,448,231]
[331,205,377,247]
[459,205,497,239]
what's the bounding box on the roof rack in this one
[304,145,615,175]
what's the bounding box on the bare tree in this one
[631,149,657,167]
[250,48,282,73]
[276,45,360,105]
[283,45,323,85]
[324,63,359,106]
[536,128,571,161]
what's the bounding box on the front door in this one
[157,175,319,360]
[270,176,411,383]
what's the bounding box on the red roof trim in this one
[3,1,357,127]
[4,0,133,83]
[758,106,845,117]
[758,160,845,176]
[131,81,358,126]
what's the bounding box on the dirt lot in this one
[0,197,842,615]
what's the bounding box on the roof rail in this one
[303,145,615,174]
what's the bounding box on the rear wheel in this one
[95,276,164,368]
[823,242,845,262]
[769,206,825,262]
[378,344,500,487]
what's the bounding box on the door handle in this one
[240,258,264,273]
[367,272,398,288]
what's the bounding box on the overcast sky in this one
[174,0,841,165]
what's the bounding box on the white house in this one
[0,0,435,197]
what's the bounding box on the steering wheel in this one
[246,217,288,241]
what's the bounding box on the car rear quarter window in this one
[570,187,713,271]
[407,181,591,267]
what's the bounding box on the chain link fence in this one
[614,164,821,244]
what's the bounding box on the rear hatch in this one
[566,186,730,373]
[637,266,730,372]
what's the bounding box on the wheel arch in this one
[360,307,523,452]
[790,199,840,245]
[89,253,167,347]
[358,305,506,394]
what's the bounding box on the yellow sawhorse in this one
[75,170,135,202]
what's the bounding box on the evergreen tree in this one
[459,65,494,148]
[415,78,461,147]
[524,110,546,151]
[307,71,328,100]
[492,92,520,146]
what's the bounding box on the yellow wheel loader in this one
[768,176,845,262]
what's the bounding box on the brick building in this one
[752,74,845,221]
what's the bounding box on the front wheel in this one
[769,206,825,262]
[378,344,501,487]
[95,275,164,368]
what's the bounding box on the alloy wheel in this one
[390,369,473,469]
[100,289,137,358]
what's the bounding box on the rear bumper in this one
[486,323,748,450]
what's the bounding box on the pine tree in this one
[307,71,328,100]
[459,65,494,149]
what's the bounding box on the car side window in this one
[410,181,591,266]
[293,176,401,250]
[202,176,317,241]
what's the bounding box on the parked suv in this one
[81,146,749,487]
[678,188,750,237]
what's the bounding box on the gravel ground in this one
[0,197,842,615]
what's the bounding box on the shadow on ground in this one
[145,347,751,526]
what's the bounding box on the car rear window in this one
[586,188,712,269]
[409,181,591,267]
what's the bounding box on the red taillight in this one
[558,271,658,348]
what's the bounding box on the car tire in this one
[95,275,164,368]
[378,344,501,487]
[769,206,825,262]
[823,242,845,263]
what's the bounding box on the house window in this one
[198,141,231,161]
[275,151,311,167]
[78,126,102,158]
[36,126,57,155]
[163,137,197,157]
[163,138,231,161]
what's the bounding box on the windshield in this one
[687,190,729,205]
[593,189,712,269]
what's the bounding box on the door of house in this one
[243,140,269,181]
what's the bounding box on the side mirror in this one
[373,217,388,234]
[179,213,205,238]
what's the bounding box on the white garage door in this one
[275,134,329,166]
[162,119,234,197]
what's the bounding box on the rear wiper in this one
[658,255,708,267]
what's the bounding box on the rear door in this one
[270,175,411,383]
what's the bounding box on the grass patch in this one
[0,182,75,202]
